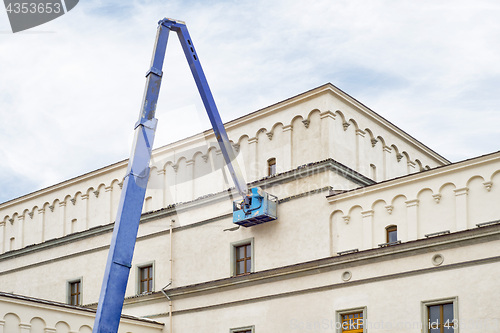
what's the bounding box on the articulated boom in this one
[93,18,277,333]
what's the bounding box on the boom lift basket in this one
[233,187,278,227]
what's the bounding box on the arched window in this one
[386,225,397,243]
[267,158,276,176]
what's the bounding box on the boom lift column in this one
[92,18,276,333]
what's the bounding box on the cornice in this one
[0,292,164,326]
[327,150,500,203]
[0,159,128,210]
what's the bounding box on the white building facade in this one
[1,83,499,332]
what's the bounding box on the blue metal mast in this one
[92,20,170,333]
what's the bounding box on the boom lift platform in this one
[93,18,277,332]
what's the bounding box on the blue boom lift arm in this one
[92,18,277,333]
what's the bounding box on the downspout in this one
[162,218,174,333]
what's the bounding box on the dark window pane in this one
[246,259,251,272]
[443,303,454,322]
[429,305,440,323]
[237,261,245,274]
[237,246,245,259]
[388,230,397,243]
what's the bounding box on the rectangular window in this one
[68,279,81,306]
[139,264,153,293]
[236,243,252,275]
[336,307,366,333]
[231,238,254,276]
[422,297,458,333]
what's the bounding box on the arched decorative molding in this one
[22,208,30,219]
[401,151,410,160]
[237,134,250,145]
[29,206,38,218]
[173,156,188,171]
[255,127,268,138]
[79,324,93,333]
[63,194,73,204]
[347,204,363,216]
[364,128,377,147]
[307,108,322,119]
[376,135,386,148]
[371,199,388,211]
[30,316,47,331]
[192,151,205,163]
[55,321,71,332]
[333,110,347,126]
[466,175,486,187]
[390,144,400,155]
[290,115,304,127]
[489,169,500,182]
[416,187,434,198]
[415,159,424,171]
[329,209,345,255]
[85,187,96,198]
[390,194,408,206]
[347,118,359,131]
[303,109,321,128]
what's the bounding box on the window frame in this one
[386,225,398,243]
[67,277,82,306]
[230,238,254,276]
[230,325,255,333]
[136,261,155,294]
[336,306,367,333]
[267,158,276,176]
[421,297,458,333]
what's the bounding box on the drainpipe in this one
[162,218,174,333]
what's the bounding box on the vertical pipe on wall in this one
[169,218,174,333]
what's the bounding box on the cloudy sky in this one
[1,0,499,203]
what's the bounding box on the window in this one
[422,297,458,333]
[231,238,254,276]
[230,326,255,333]
[386,225,397,243]
[267,158,276,176]
[236,244,252,275]
[138,263,154,294]
[340,312,363,333]
[68,279,81,306]
[336,307,366,333]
